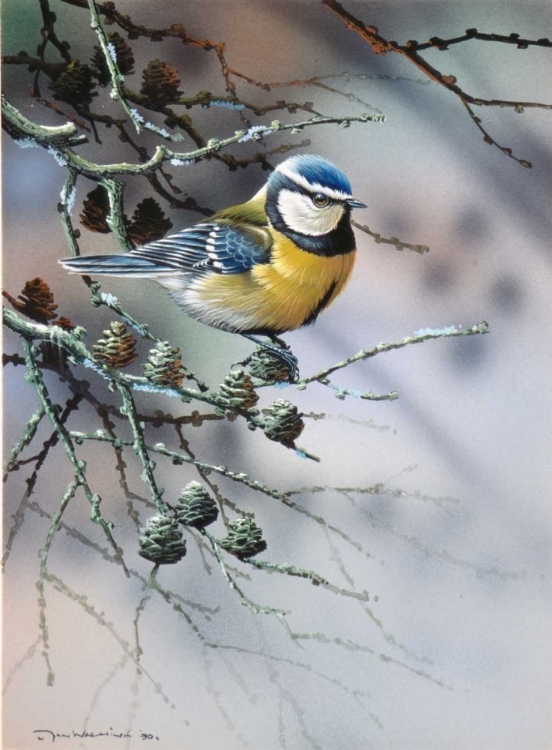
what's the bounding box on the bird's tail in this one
[59,254,175,278]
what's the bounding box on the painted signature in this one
[33,729,160,742]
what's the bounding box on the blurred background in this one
[3,1,552,748]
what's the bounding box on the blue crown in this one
[275,154,353,196]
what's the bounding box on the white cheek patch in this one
[277,190,345,237]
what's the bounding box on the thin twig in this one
[200,529,290,623]
[353,220,430,255]
[68,431,284,500]
[247,558,370,602]
[322,0,551,166]
[116,383,167,513]
[4,407,46,476]
[37,478,80,685]
[297,322,489,387]
[20,338,128,575]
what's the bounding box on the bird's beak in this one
[346,197,367,209]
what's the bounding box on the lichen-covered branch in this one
[19,338,128,575]
[3,307,219,409]
[247,558,370,602]
[200,529,289,623]
[2,96,383,179]
[4,406,46,476]
[298,322,490,390]
[117,383,167,513]
[1,94,87,147]
[68,431,284,500]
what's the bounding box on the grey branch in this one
[68,431,284,500]
[200,529,290,622]
[247,558,370,602]
[20,338,128,575]
[4,406,46,475]
[2,95,383,179]
[1,95,87,147]
[298,322,489,388]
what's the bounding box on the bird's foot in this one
[240,335,299,383]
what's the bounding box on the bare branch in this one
[323,0,551,166]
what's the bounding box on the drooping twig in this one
[200,528,290,624]
[1,95,86,147]
[290,628,452,690]
[20,338,128,575]
[116,383,167,514]
[44,571,177,709]
[246,558,370,603]
[2,392,83,571]
[37,478,80,685]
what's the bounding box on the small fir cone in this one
[52,316,77,331]
[138,515,187,565]
[175,482,219,529]
[143,341,188,388]
[263,399,304,447]
[217,369,259,411]
[80,186,111,234]
[92,321,137,368]
[126,198,173,246]
[2,277,58,323]
[91,32,135,85]
[140,59,182,104]
[246,346,293,383]
[220,516,267,561]
[50,61,97,106]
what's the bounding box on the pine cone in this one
[80,186,111,234]
[126,198,173,246]
[91,32,135,85]
[143,341,188,388]
[138,515,187,565]
[92,321,137,368]
[52,316,77,331]
[2,277,58,323]
[175,482,219,529]
[217,369,259,411]
[263,399,304,446]
[140,59,182,104]
[50,61,97,106]
[246,346,293,383]
[220,516,267,561]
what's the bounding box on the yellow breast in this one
[183,230,355,334]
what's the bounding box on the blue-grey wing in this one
[129,221,272,275]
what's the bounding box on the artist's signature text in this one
[33,729,160,742]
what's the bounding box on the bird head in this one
[265,154,366,239]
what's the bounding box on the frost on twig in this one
[2,2,503,732]
[297,322,490,398]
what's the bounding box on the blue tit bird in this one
[60,154,366,380]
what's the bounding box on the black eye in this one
[312,193,330,208]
